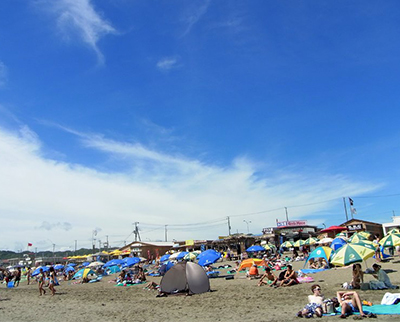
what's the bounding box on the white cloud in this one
[42,0,117,64]
[0,125,380,251]
[157,57,180,71]
[181,0,210,36]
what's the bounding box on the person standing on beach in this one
[48,267,56,296]
[14,267,21,287]
[38,268,46,296]
[26,267,32,285]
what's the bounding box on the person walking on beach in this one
[14,267,21,287]
[48,267,56,296]
[38,268,46,296]
[26,267,32,285]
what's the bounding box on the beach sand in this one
[1,259,399,322]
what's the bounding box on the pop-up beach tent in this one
[160,262,210,295]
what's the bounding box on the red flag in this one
[28,243,33,247]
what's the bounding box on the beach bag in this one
[323,302,334,314]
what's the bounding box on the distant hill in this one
[0,248,97,260]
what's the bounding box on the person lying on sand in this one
[337,290,367,318]
[297,284,324,318]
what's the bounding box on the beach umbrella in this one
[87,261,105,268]
[336,232,348,239]
[103,259,124,268]
[160,254,170,262]
[198,251,222,266]
[54,264,64,270]
[169,252,183,260]
[293,240,305,248]
[176,251,189,260]
[351,240,378,250]
[348,233,368,243]
[267,243,277,249]
[197,249,221,260]
[307,246,333,263]
[67,263,77,267]
[64,266,75,273]
[281,241,293,248]
[304,237,319,246]
[82,261,90,267]
[32,266,50,277]
[387,228,400,235]
[330,238,347,251]
[330,244,374,267]
[183,252,197,261]
[379,233,400,247]
[122,257,141,267]
[246,245,265,252]
[263,244,273,251]
[358,231,372,239]
[319,226,347,233]
[318,237,333,245]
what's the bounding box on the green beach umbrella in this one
[293,240,305,247]
[350,240,378,251]
[304,237,319,246]
[281,241,293,248]
[263,244,272,251]
[267,243,277,249]
[330,244,374,266]
[387,228,400,235]
[358,231,372,239]
[379,233,400,247]
[348,233,368,243]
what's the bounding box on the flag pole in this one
[343,197,349,221]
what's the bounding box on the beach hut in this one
[160,262,210,295]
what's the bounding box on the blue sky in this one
[1,0,399,252]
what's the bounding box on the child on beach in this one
[48,267,56,296]
[257,267,277,286]
[38,269,46,296]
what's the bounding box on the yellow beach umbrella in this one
[379,233,400,247]
[348,233,367,244]
[304,237,319,246]
[330,244,374,266]
[293,240,305,247]
[281,241,293,248]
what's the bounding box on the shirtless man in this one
[280,264,298,287]
[297,284,324,318]
[257,267,277,286]
[337,290,367,318]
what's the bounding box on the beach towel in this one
[381,292,400,305]
[363,303,400,315]
[300,268,329,274]
[297,276,314,283]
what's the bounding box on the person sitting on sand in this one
[372,263,399,289]
[337,290,367,318]
[279,264,299,287]
[309,258,320,269]
[246,264,260,279]
[351,264,364,289]
[297,284,324,318]
[258,267,277,286]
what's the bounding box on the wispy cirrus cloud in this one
[41,0,117,64]
[36,221,73,231]
[156,56,180,71]
[181,0,211,36]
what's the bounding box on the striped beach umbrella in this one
[387,228,400,235]
[379,233,400,247]
[304,237,319,246]
[293,240,305,248]
[330,244,374,266]
[348,233,368,244]
[281,241,293,248]
[351,240,378,251]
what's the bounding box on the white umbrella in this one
[88,261,105,267]
[169,252,181,260]
[318,237,333,244]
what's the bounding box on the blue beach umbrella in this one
[105,265,121,274]
[176,251,188,260]
[103,259,124,268]
[246,245,265,252]
[198,251,222,266]
[82,262,90,267]
[32,266,50,277]
[64,266,75,273]
[54,264,64,270]
[330,238,347,251]
[160,254,170,262]
[197,249,221,260]
[122,257,140,267]
[67,263,77,267]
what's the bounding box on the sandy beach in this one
[1,259,399,322]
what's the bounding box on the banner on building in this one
[276,220,307,228]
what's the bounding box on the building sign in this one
[262,227,274,234]
[277,220,307,228]
[347,224,363,231]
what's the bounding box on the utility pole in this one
[106,235,109,253]
[343,197,349,221]
[227,216,231,235]
[284,207,289,222]
[133,222,141,242]
[98,239,102,252]
[165,225,168,242]
[74,240,77,255]
[52,244,56,264]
